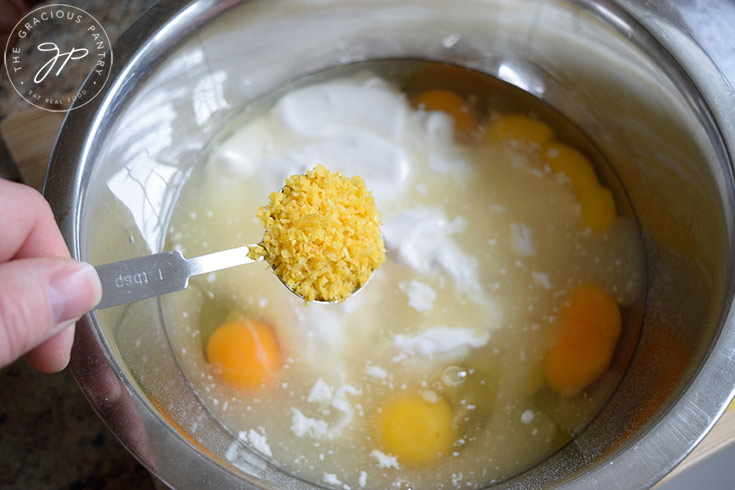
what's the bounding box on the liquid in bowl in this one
[162,60,645,489]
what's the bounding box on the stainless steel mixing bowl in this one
[44,0,735,488]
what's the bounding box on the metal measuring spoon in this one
[92,244,368,309]
[93,246,256,310]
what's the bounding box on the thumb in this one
[0,257,101,369]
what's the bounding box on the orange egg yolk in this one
[374,394,456,466]
[545,284,622,395]
[206,320,281,390]
[578,186,617,232]
[541,141,617,232]
[483,113,554,146]
[412,89,478,140]
[541,142,599,191]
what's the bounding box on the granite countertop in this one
[0,1,733,489]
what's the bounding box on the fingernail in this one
[47,262,102,324]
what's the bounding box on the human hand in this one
[0,179,101,371]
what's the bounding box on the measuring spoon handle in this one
[94,246,254,310]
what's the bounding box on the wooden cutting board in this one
[1,106,733,485]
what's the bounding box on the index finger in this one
[0,179,70,261]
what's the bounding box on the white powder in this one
[323,472,343,486]
[421,390,439,403]
[224,441,239,464]
[290,408,328,439]
[370,449,400,469]
[365,364,388,379]
[358,471,367,487]
[224,439,267,471]
[532,271,552,290]
[401,280,437,312]
[520,409,535,424]
[307,378,334,404]
[290,381,361,443]
[393,326,490,360]
[382,207,481,297]
[244,429,272,457]
[509,223,536,257]
[442,33,461,48]
[332,385,360,412]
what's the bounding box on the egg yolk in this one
[545,284,622,395]
[412,89,478,139]
[374,394,456,466]
[483,114,554,146]
[542,142,599,191]
[578,186,617,232]
[541,142,617,231]
[206,320,281,390]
